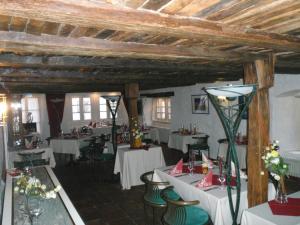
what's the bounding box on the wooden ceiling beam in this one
[0,31,252,61]
[0,0,299,52]
[0,53,241,71]
[0,68,240,83]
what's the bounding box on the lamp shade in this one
[205,85,255,97]
[102,95,121,102]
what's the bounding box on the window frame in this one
[21,96,41,132]
[71,96,92,121]
[152,97,171,123]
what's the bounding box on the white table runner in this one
[114,145,166,189]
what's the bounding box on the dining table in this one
[218,143,247,169]
[142,127,160,143]
[241,191,300,225]
[114,144,166,190]
[153,164,276,225]
[168,132,207,153]
[2,166,84,225]
[92,126,112,136]
[8,145,56,168]
[50,135,92,159]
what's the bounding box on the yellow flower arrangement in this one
[261,140,288,181]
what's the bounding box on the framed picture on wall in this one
[191,94,209,114]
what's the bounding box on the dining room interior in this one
[0,1,300,225]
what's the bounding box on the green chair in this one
[161,186,210,225]
[188,135,210,160]
[140,171,180,225]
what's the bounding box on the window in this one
[83,97,91,120]
[99,97,108,119]
[153,98,171,122]
[99,97,118,119]
[71,97,91,121]
[72,97,80,121]
[21,97,40,132]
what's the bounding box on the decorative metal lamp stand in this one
[203,84,256,225]
[102,95,121,155]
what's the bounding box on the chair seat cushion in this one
[185,206,209,225]
[145,189,180,206]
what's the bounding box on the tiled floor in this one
[53,144,300,225]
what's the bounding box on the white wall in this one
[270,74,300,152]
[61,92,128,133]
[141,80,247,158]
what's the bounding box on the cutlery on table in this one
[203,186,219,192]
[174,173,188,177]
[190,180,201,184]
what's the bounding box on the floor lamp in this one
[102,95,121,155]
[203,84,256,225]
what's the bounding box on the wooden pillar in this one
[244,54,275,207]
[124,83,139,147]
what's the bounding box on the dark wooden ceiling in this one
[0,0,299,93]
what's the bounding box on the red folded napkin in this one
[195,170,213,188]
[268,198,300,216]
[212,175,237,186]
[169,159,183,176]
[183,165,203,174]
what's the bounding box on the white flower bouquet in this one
[262,140,288,181]
[14,174,61,199]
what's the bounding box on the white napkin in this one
[202,152,213,168]
[231,161,247,179]
[25,138,33,149]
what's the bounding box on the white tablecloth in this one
[50,136,91,159]
[168,133,207,153]
[241,191,300,225]
[153,166,275,225]
[281,150,300,177]
[114,145,166,189]
[143,128,160,144]
[8,146,56,168]
[219,143,247,169]
[105,142,130,154]
[92,126,112,136]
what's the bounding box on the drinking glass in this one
[218,157,226,190]
[188,160,194,176]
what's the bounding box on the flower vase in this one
[133,138,142,148]
[275,176,288,204]
[25,195,43,221]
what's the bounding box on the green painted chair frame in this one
[188,135,210,160]
[161,186,210,225]
[140,171,173,225]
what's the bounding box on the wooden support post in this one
[124,83,139,147]
[244,54,275,207]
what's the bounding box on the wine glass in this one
[218,157,226,190]
[188,159,194,176]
